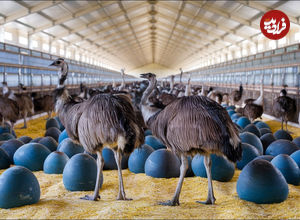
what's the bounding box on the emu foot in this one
[158,200,179,206]
[80,195,100,201]
[20,126,27,129]
[117,194,132,201]
[196,197,216,205]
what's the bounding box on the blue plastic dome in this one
[240,132,263,155]
[44,151,69,174]
[192,154,235,182]
[271,154,300,185]
[236,159,289,204]
[0,166,40,209]
[145,149,180,178]
[237,143,260,170]
[14,143,51,171]
[128,144,154,173]
[266,140,299,157]
[63,153,102,191]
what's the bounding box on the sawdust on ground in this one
[0,116,299,219]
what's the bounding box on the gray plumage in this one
[273,89,296,131]
[2,82,34,128]
[140,73,241,206]
[32,93,54,119]
[51,58,144,202]
[0,96,19,128]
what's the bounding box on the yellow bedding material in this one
[0,116,299,219]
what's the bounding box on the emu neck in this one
[170,76,174,93]
[3,85,17,101]
[184,80,191,97]
[200,85,205,96]
[253,82,264,106]
[140,77,161,123]
[58,63,68,88]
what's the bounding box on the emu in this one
[273,89,296,131]
[230,84,243,105]
[2,82,34,128]
[243,75,264,122]
[0,95,19,130]
[140,73,241,206]
[51,58,144,201]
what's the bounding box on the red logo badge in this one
[260,10,290,40]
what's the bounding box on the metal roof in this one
[0,0,300,77]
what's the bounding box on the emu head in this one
[140,73,156,81]
[50,58,68,87]
[280,89,287,97]
[2,82,8,95]
[18,83,26,90]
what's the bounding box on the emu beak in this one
[49,61,56,66]
[140,73,147,78]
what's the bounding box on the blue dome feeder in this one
[57,138,84,158]
[0,139,24,164]
[46,118,60,130]
[266,140,299,157]
[236,117,251,129]
[58,129,69,143]
[290,150,300,168]
[0,148,10,169]
[128,144,154,174]
[145,149,180,178]
[38,136,58,152]
[102,147,129,170]
[18,136,32,144]
[44,127,61,142]
[144,135,166,150]
[274,130,293,141]
[237,143,260,170]
[0,166,40,209]
[260,133,276,154]
[191,154,235,182]
[260,128,272,136]
[240,132,263,155]
[44,151,69,174]
[13,143,51,171]
[243,124,261,137]
[271,154,300,185]
[236,159,289,204]
[63,153,102,191]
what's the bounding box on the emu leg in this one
[47,111,51,120]
[285,121,293,134]
[196,155,216,205]
[113,150,131,200]
[159,154,188,206]
[281,118,284,130]
[81,151,104,201]
[20,111,28,129]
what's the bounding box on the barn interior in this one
[0,0,300,219]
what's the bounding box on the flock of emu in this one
[0,58,297,205]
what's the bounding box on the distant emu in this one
[273,89,296,131]
[140,73,241,206]
[2,82,34,128]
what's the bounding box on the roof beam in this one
[51,2,144,41]
[237,1,299,24]
[30,1,116,34]
[159,2,252,41]
[188,1,260,30]
[1,0,63,25]
[71,14,147,45]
